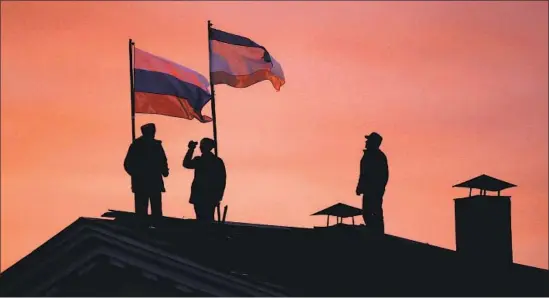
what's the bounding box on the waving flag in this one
[209,28,285,91]
[133,48,212,122]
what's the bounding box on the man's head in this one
[141,123,156,139]
[365,132,383,150]
[200,138,216,154]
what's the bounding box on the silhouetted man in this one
[183,138,227,222]
[124,123,169,218]
[356,132,389,234]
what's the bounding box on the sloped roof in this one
[311,203,362,218]
[1,211,547,296]
[453,174,517,192]
[0,217,287,296]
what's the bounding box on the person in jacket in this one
[356,132,389,234]
[124,123,169,218]
[183,138,226,222]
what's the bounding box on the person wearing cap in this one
[183,138,227,222]
[356,132,389,234]
[124,123,170,219]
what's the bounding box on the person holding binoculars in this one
[183,138,227,222]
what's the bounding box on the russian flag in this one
[209,28,285,91]
[134,48,212,123]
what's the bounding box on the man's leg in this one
[205,203,216,222]
[150,192,163,219]
[378,197,385,234]
[362,194,372,227]
[196,203,215,222]
[370,191,385,234]
[378,189,386,234]
[194,204,203,220]
[134,193,148,215]
[134,193,149,228]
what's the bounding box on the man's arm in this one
[160,144,169,177]
[123,143,135,175]
[183,141,198,169]
[356,155,365,195]
[219,159,227,199]
[381,154,389,187]
[183,149,197,169]
[212,158,227,203]
[370,153,388,188]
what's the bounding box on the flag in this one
[209,28,285,91]
[134,48,212,122]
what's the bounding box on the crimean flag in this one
[209,28,285,91]
[134,48,212,123]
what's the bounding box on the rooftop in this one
[0,210,547,296]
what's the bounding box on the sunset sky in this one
[1,1,547,271]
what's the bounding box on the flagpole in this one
[208,21,222,223]
[129,39,136,141]
[207,20,219,157]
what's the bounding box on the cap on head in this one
[200,137,216,151]
[365,132,383,146]
[141,123,156,137]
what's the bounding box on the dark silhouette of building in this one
[1,175,548,296]
[453,174,516,266]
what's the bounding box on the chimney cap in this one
[311,203,362,218]
[453,174,516,192]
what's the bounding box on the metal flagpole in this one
[207,20,219,157]
[207,21,223,223]
[129,39,136,141]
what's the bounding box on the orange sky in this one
[1,1,547,271]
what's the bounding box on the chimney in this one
[453,174,516,266]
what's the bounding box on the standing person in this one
[356,132,389,234]
[124,123,169,219]
[183,138,227,222]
